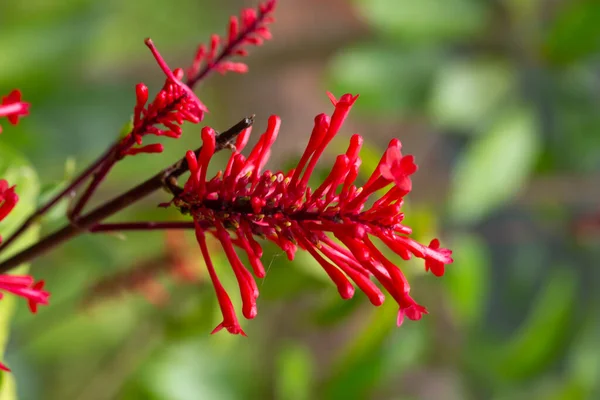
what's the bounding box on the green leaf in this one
[143,339,244,400]
[329,44,440,116]
[323,300,408,398]
[275,342,314,400]
[354,0,487,43]
[492,268,577,381]
[543,0,600,65]
[429,60,516,132]
[449,107,540,224]
[0,6,98,87]
[565,316,600,397]
[0,143,40,399]
[443,233,490,327]
[36,154,79,223]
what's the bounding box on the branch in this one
[90,222,195,232]
[0,145,117,252]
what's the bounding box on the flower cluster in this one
[0,98,50,372]
[0,90,29,134]
[186,0,277,83]
[173,93,453,335]
[117,0,276,159]
[117,42,208,158]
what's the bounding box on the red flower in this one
[0,90,29,134]
[0,275,49,371]
[173,92,453,334]
[0,180,18,231]
[1,180,50,371]
[117,0,277,159]
[117,43,207,159]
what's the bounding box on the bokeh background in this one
[1,0,600,399]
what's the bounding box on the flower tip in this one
[201,126,216,142]
[314,113,331,127]
[243,303,258,320]
[396,309,405,327]
[210,322,247,336]
[327,92,359,111]
[351,134,364,147]
[339,283,355,300]
[326,91,337,106]
[397,303,427,326]
[135,83,149,106]
[1,89,30,126]
[7,89,22,103]
[370,291,385,306]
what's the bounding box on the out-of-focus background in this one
[1,0,600,399]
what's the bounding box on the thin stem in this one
[68,158,116,220]
[0,116,253,274]
[68,95,187,220]
[0,144,117,252]
[91,221,195,232]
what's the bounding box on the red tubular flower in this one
[0,181,50,371]
[0,273,50,371]
[172,92,453,335]
[0,276,49,314]
[0,180,18,231]
[0,90,29,134]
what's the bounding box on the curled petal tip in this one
[327,92,359,107]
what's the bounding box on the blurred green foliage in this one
[1,0,600,399]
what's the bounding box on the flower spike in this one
[172,92,453,334]
[186,0,278,86]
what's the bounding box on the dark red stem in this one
[91,222,195,232]
[0,144,117,252]
[68,96,187,220]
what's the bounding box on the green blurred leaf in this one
[543,0,600,65]
[444,233,490,327]
[429,60,516,132]
[312,295,364,327]
[449,107,540,224]
[492,269,577,381]
[275,342,314,400]
[324,300,400,398]
[329,44,440,116]
[0,143,40,399]
[143,339,244,400]
[355,0,487,43]
[0,7,97,87]
[564,315,600,397]
[36,183,69,223]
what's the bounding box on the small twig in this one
[0,145,117,252]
